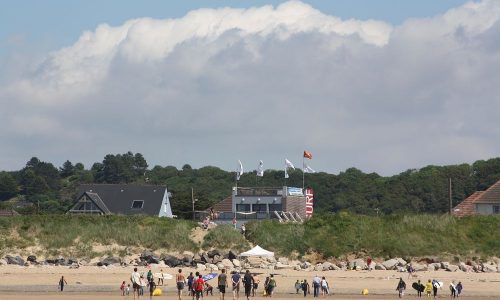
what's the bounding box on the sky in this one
[1,0,499,176]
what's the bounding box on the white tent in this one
[239,245,274,257]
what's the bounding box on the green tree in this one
[0,172,18,201]
[59,160,75,178]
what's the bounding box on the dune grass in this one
[202,225,250,252]
[246,213,500,259]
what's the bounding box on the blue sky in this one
[1,0,469,55]
[2,0,500,175]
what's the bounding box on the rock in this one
[322,262,334,271]
[222,259,234,268]
[212,255,222,264]
[446,264,459,272]
[382,259,398,270]
[232,259,241,267]
[412,263,428,272]
[228,251,238,260]
[217,263,226,270]
[278,257,289,265]
[441,262,450,269]
[163,255,182,267]
[27,255,37,263]
[5,255,24,266]
[481,263,497,273]
[314,264,323,272]
[301,261,311,269]
[246,257,263,267]
[0,259,7,265]
[266,256,277,264]
[428,263,441,271]
[349,258,366,270]
[206,263,219,271]
[336,261,347,269]
[196,263,207,271]
[396,258,407,266]
[101,257,121,266]
[207,250,222,258]
[276,262,294,269]
[375,263,386,270]
[294,265,302,271]
[183,251,195,258]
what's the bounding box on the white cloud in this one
[1,0,500,174]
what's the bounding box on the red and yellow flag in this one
[303,150,312,159]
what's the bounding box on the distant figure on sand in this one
[176,268,186,300]
[320,277,329,297]
[218,269,228,300]
[396,278,406,298]
[148,278,157,300]
[130,267,141,299]
[231,271,241,300]
[450,281,457,298]
[456,282,463,297]
[425,280,433,298]
[242,270,254,300]
[252,273,260,297]
[120,281,126,296]
[267,274,276,297]
[194,274,205,300]
[295,280,302,294]
[58,276,67,292]
[301,279,310,297]
[158,269,164,286]
[312,275,321,297]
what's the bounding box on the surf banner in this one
[305,188,314,218]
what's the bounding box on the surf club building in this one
[68,184,173,217]
[452,180,500,217]
[210,186,314,223]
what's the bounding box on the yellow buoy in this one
[361,288,369,295]
[153,288,162,296]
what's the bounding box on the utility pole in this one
[192,187,195,220]
[449,177,452,214]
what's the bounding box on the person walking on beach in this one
[450,281,457,298]
[130,267,141,300]
[194,274,205,300]
[176,268,186,300]
[312,275,321,297]
[242,270,254,300]
[267,274,276,297]
[148,278,157,300]
[58,276,67,292]
[231,271,241,300]
[396,277,406,298]
[218,269,228,300]
[120,281,126,296]
[188,272,195,296]
[456,282,463,297]
[302,279,310,297]
[252,273,260,297]
[425,280,433,298]
[295,280,302,294]
[158,269,164,286]
[320,277,329,297]
[432,279,439,299]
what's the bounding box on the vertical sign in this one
[305,188,314,218]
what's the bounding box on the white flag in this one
[257,160,264,177]
[236,160,243,180]
[284,158,295,179]
[303,164,316,173]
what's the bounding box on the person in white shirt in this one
[130,267,141,300]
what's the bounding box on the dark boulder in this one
[5,255,24,265]
[228,251,237,260]
[163,255,182,267]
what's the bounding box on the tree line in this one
[1,152,500,217]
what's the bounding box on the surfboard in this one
[412,282,425,292]
[202,272,218,281]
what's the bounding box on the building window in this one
[494,206,500,214]
[268,204,282,212]
[131,200,144,209]
[236,204,250,212]
[252,204,267,212]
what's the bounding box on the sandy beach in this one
[0,265,499,299]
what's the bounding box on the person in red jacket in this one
[194,274,205,300]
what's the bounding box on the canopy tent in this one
[239,245,274,257]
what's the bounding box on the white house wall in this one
[159,188,174,218]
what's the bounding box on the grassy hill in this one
[0,214,498,260]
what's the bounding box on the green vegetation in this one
[0,215,198,256]
[202,225,250,252]
[246,213,500,258]
[1,152,500,216]
[0,215,498,259]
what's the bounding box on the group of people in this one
[396,277,464,298]
[294,275,330,297]
[128,267,275,300]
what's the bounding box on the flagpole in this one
[302,155,305,191]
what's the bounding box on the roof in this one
[78,184,167,216]
[452,191,482,217]
[0,209,19,217]
[475,180,500,204]
[85,192,111,214]
[211,195,233,213]
[453,179,500,217]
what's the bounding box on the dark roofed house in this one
[68,184,173,217]
[453,180,500,217]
